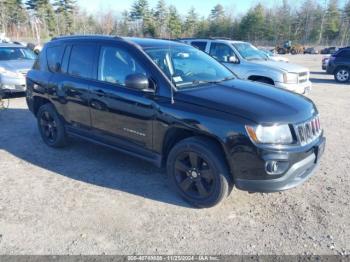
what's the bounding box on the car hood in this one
[175,79,316,124]
[0,60,35,73]
[270,56,289,62]
[252,60,308,73]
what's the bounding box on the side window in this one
[341,50,350,58]
[191,41,207,52]
[46,45,65,72]
[209,43,235,62]
[68,44,95,79]
[61,45,71,74]
[98,46,146,86]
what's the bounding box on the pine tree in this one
[130,0,149,21]
[129,0,150,36]
[210,4,224,21]
[184,7,198,37]
[154,0,168,37]
[323,0,341,43]
[53,0,77,34]
[167,5,182,38]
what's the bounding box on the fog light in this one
[265,160,289,175]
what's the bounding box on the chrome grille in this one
[18,69,29,77]
[298,72,309,84]
[294,116,322,145]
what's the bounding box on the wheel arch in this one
[33,96,52,116]
[335,65,350,72]
[248,75,275,85]
[161,127,231,176]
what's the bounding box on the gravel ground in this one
[0,54,349,255]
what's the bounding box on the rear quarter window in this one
[191,41,207,51]
[46,45,65,72]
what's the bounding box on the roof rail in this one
[51,34,123,41]
[177,37,232,41]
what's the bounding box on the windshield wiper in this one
[202,76,235,84]
[176,77,235,88]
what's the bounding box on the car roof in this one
[180,38,247,44]
[0,43,25,48]
[124,37,186,49]
[50,35,186,49]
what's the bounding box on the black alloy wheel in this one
[37,103,67,147]
[40,111,58,143]
[167,137,232,208]
[174,151,215,199]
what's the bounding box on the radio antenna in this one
[168,32,175,104]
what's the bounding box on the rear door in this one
[50,43,98,130]
[337,50,350,65]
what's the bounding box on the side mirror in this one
[228,56,238,63]
[125,73,152,92]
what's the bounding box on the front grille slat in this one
[294,116,322,145]
[298,72,309,84]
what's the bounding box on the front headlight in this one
[246,124,293,144]
[283,73,298,84]
[0,67,22,78]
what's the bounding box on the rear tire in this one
[334,67,350,83]
[167,137,232,208]
[37,103,67,148]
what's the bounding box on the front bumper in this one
[234,136,326,193]
[0,75,26,93]
[275,80,312,95]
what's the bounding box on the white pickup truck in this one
[180,38,312,95]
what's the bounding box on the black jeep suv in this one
[326,47,350,83]
[26,35,326,207]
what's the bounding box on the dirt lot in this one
[0,54,349,255]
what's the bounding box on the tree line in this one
[0,0,350,46]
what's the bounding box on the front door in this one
[89,44,157,151]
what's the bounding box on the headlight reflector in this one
[246,124,293,144]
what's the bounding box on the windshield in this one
[233,43,267,61]
[0,47,36,61]
[260,49,273,57]
[144,46,234,89]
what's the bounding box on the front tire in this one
[37,103,67,148]
[334,67,350,83]
[167,137,232,208]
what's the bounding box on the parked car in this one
[304,47,319,54]
[326,47,350,83]
[26,35,325,208]
[0,43,37,93]
[180,38,312,95]
[320,46,338,54]
[322,55,330,70]
[259,49,289,62]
